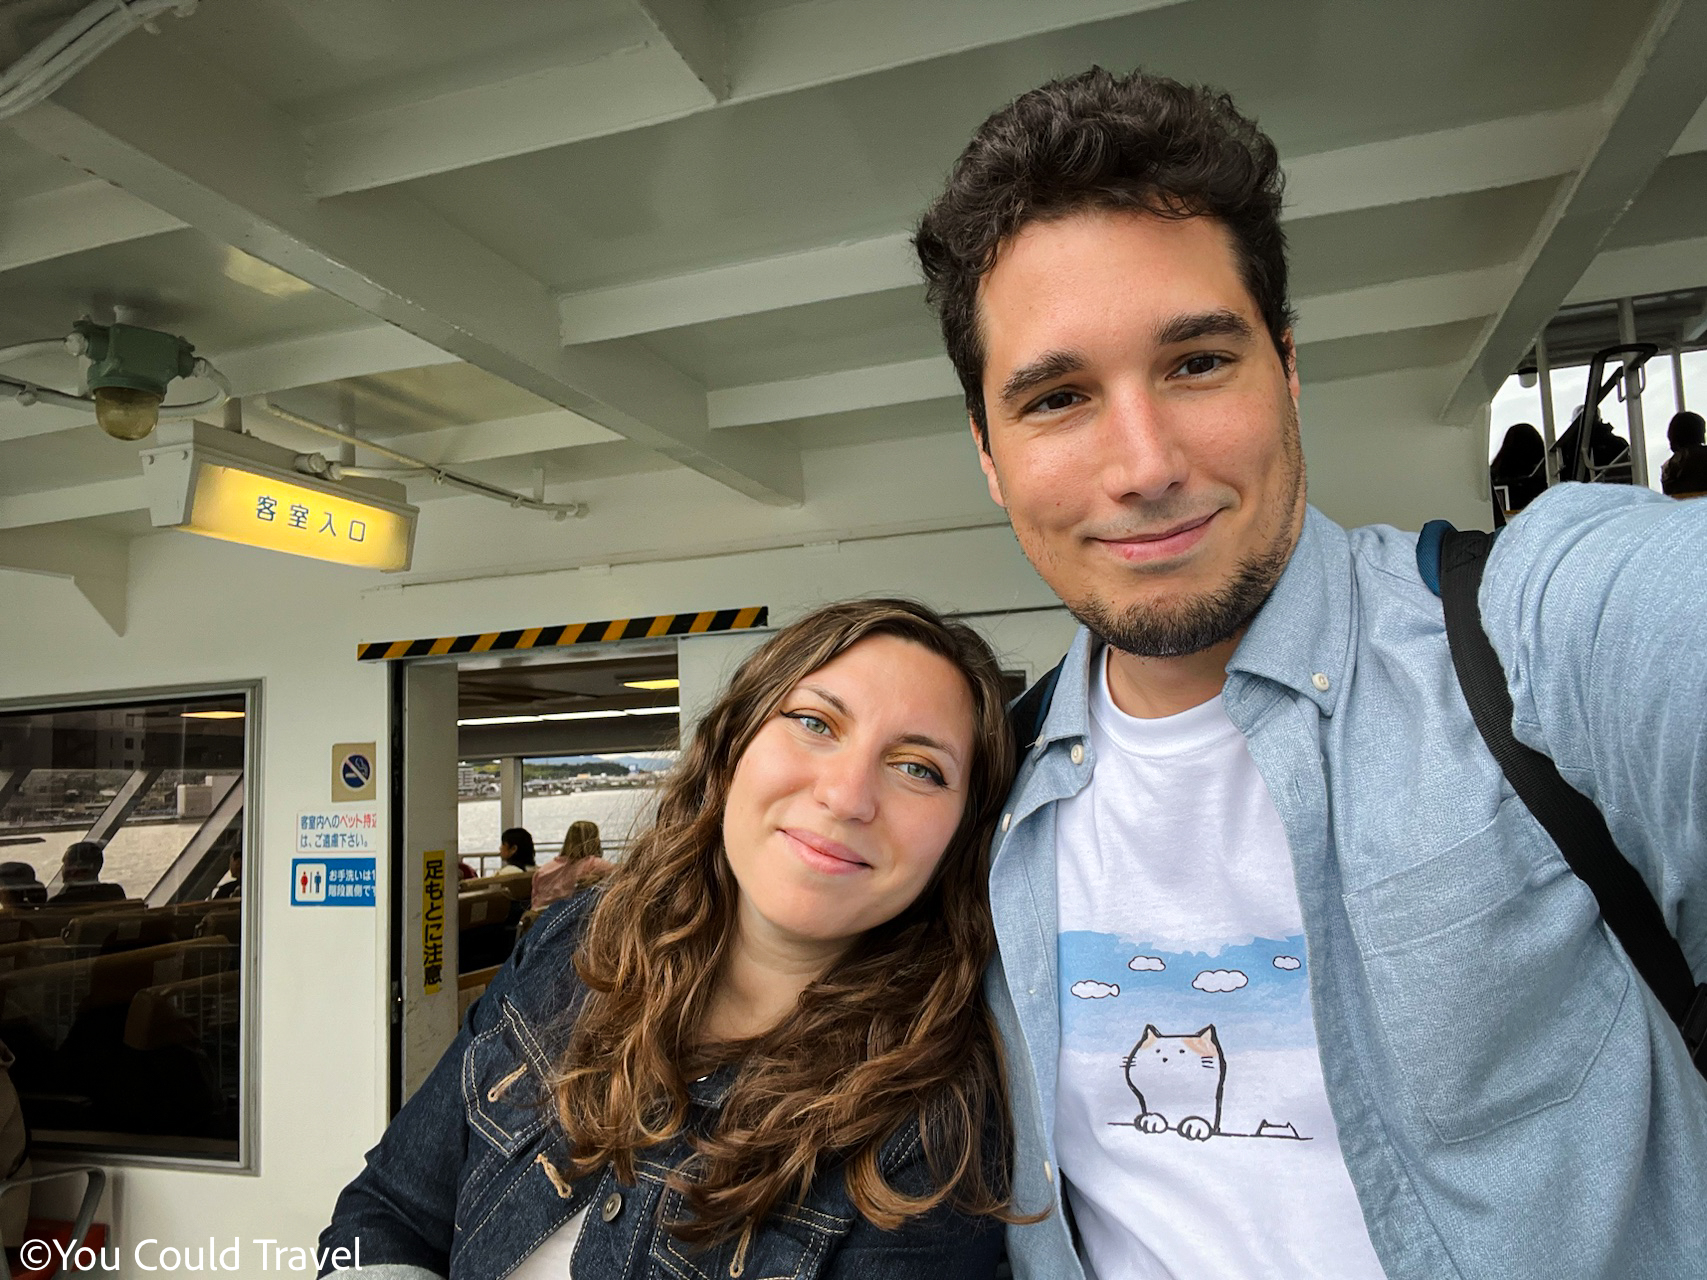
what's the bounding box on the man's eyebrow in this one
[999,349,1086,407]
[1154,309,1254,348]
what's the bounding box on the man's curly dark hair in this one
[915,66,1296,446]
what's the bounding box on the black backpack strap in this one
[1435,526,1707,1068]
[1009,658,1065,751]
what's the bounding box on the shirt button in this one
[1000,813,1011,833]
[601,1192,623,1222]
[1043,1159,1054,1183]
[1311,672,1331,692]
[1069,744,1085,765]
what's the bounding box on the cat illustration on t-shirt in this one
[1123,1024,1226,1141]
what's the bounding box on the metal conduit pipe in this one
[0,0,199,121]
[264,399,588,520]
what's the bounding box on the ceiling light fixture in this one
[181,709,246,720]
[622,678,680,691]
[0,319,231,441]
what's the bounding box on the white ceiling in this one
[2,0,1706,583]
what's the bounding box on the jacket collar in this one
[1034,504,1352,737]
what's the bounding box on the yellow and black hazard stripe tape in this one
[357,606,768,662]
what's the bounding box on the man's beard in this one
[1067,411,1304,660]
[1068,537,1290,658]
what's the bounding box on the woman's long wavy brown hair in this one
[552,598,1028,1247]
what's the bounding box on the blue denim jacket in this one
[320,892,1003,1280]
[991,485,1707,1280]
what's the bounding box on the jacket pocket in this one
[463,999,553,1156]
[653,1187,850,1280]
[1342,796,1631,1144]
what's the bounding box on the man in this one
[915,68,1707,1280]
[50,841,126,904]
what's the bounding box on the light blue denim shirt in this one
[989,483,1707,1280]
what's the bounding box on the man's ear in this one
[1282,329,1300,404]
[970,417,1007,510]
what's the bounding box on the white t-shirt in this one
[1052,649,1385,1280]
[508,1204,589,1278]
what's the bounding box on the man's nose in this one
[813,750,879,824]
[1096,385,1189,502]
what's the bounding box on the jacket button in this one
[601,1192,623,1222]
[1069,744,1085,765]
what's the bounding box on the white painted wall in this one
[0,357,1483,1272]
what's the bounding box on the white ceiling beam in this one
[0,524,129,634]
[1565,234,1707,305]
[1283,106,1600,221]
[305,41,716,198]
[0,178,185,274]
[215,323,458,398]
[556,106,1627,347]
[1442,0,1707,423]
[1293,266,1518,346]
[372,410,621,466]
[0,476,146,532]
[560,233,917,344]
[1671,97,1707,154]
[710,357,959,428]
[705,267,1519,427]
[307,0,1190,196]
[636,0,728,101]
[11,40,802,505]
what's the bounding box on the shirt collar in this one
[1035,626,1098,748]
[1035,504,1352,739]
[1225,505,1352,715]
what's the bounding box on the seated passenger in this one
[1489,421,1547,523]
[320,600,1029,1280]
[1552,407,1633,484]
[530,819,612,910]
[492,827,535,877]
[0,862,45,907]
[211,847,242,900]
[1661,410,1707,496]
[49,842,125,905]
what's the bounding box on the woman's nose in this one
[813,751,878,824]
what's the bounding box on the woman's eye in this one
[783,711,830,736]
[1176,353,1226,378]
[896,760,946,786]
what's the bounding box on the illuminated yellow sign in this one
[185,463,413,571]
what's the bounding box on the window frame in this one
[0,678,262,1174]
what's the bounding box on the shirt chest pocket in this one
[1342,796,1631,1145]
[653,1190,849,1280]
[464,1002,553,1157]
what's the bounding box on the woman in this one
[320,599,1033,1279]
[532,820,613,910]
[1489,421,1546,525]
[1661,410,1707,496]
[494,826,537,877]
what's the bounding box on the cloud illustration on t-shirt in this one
[1127,955,1165,972]
[1071,980,1120,999]
[1192,969,1249,993]
[1272,956,1301,971]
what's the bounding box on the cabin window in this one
[0,688,253,1166]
